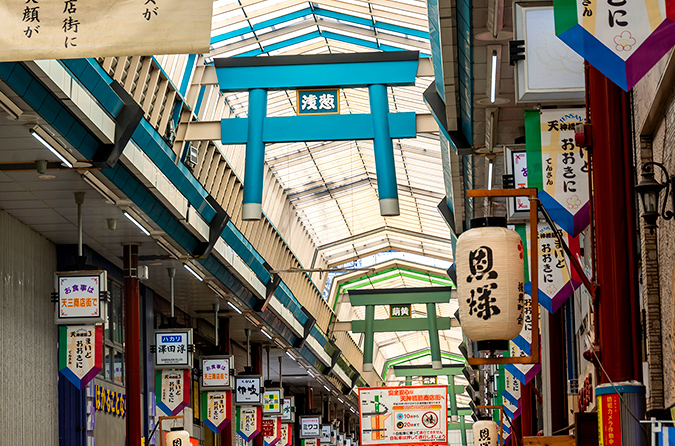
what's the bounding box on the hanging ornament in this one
[457,217,525,352]
[166,427,191,446]
[472,419,499,446]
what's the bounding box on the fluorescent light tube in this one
[31,129,73,168]
[261,328,272,340]
[488,160,494,191]
[490,51,497,103]
[323,385,330,392]
[124,211,151,236]
[227,301,242,314]
[286,351,296,361]
[308,370,315,378]
[183,263,203,282]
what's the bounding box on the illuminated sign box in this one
[55,270,107,325]
[154,329,193,369]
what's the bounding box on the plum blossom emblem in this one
[566,195,582,210]
[546,284,557,295]
[614,31,636,52]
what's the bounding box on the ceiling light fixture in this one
[183,262,204,281]
[286,351,296,361]
[323,385,330,392]
[124,211,151,236]
[30,127,73,168]
[261,328,272,340]
[490,51,498,103]
[227,301,242,314]
[307,370,315,378]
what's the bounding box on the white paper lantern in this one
[456,218,525,351]
[166,428,191,446]
[472,420,499,446]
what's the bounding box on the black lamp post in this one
[635,161,674,232]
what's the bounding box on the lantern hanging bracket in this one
[465,188,540,366]
[535,200,597,302]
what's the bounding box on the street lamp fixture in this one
[635,161,674,232]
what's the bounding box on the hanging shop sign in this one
[422,377,437,385]
[505,148,530,219]
[202,391,232,433]
[237,405,262,441]
[95,383,126,417]
[300,416,322,439]
[263,388,284,415]
[302,440,320,446]
[552,0,675,91]
[358,386,448,446]
[263,417,283,446]
[338,434,344,446]
[154,329,193,369]
[54,270,107,324]
[332,429,338,445]
[0,0,213,62]
[280,423,293,446]
[235,375,264,405]
[524,223,582,314]
[155,369,190,416]
[297,89,340,115]
[281,397,295,422]
[201,356,233,391]
[345,438,352,446]
[456,221,525,352]
[525,108,588,237]
[58,325,103,389]
[389,304,411,319]
[501,369,522,420]
[322,425,332,443]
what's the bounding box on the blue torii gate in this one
[214,51,420,220]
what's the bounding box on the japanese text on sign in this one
[359,386,448,446]
[300,416,321,438]
[235,376,263,405]
[154,330,192,369]
[297,89,340,115]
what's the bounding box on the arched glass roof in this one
[206,0,459,377]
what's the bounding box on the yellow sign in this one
[0,0,213,62]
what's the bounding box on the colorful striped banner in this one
[237,405,262,441]
[155,369,190,416]
[202,391,232,433]
[525,108,589,238]
[58,325,103,389]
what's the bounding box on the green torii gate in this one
[348,286,457,372]
[393,364,471,446]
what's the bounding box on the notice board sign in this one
[358,386,448,446]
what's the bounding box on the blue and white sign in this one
[154,329,193,369]
[297,89,340,115]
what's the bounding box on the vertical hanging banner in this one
[58,325,103,389]
[552,0,675,91]
[263,417,282,446]
[237,405,263,441]
[523,223,582,314]
[155,370,190,416]
[525,108,588,237]
[501,369,522,420]
[202,391,232,433]
[0,0,213,62]
[504,342,542,385]
[359,386,448,446]
[280,423,293,446]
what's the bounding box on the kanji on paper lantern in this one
[457,217,525,352]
